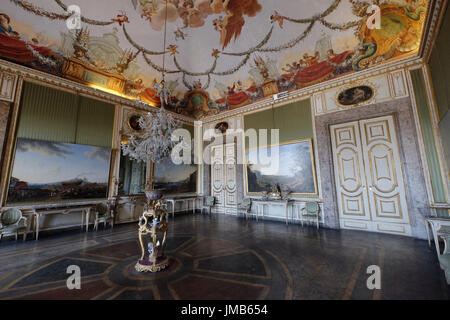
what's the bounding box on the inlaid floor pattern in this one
[0,213,448,300]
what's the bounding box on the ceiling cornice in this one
[420,0,449,63]
[0,59,195,124]
[201,55,424,124]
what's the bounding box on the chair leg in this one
[15,232,18,241]
[23,231,27,242]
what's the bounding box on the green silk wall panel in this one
[17,82,79,144]
[76,96,115,148]
[244,99,313,148]
[17,82,115,148]
[411,69,448,215]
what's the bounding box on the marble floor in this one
[0,212,448,300]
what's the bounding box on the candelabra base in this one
[135,256,169,273]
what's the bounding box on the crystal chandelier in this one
[121,107,180,164]
[121,0,180,165]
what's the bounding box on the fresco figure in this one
[0,13,14,36]
[0,13,62,71]
[0,0,429,118]
[303,52,320,67]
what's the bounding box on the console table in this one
[7,200,106,240]
[425,211,450,258]
[164,196,201,219]
[252,199,296,225]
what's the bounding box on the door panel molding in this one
[331,121,371,221]
[211,143,237,209]
[331,115,411,236]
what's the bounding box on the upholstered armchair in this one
[300,202,320,230]
[203,196,215,214]
[0,208,28,241]
[93,203,114,231]
[238,198,252,220]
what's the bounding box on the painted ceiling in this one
[0,0,429,118]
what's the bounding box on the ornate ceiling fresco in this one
[0,0,429,118]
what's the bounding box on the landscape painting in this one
[7,138,111,204]
[154,159,197,195]
[246,140,317,195]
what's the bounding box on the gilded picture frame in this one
[244,138,318,196]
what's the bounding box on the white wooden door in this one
[331,115,411,236]
[211,143,237,209]
[360,117,410,225]
[224,143,237,207]
[331,121,371,222]
[211,145,225,206]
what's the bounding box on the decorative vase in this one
[145,189,163,202]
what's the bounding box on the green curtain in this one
[411,69,448,216]
[16,82,115,148]
[244,98,313,148]
[17,82,79,143]
[75,96,115,148]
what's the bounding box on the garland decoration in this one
[212,54,251,76]
[10,0,370,90]
[123,25,167,56]
[173,56,217,77]
[24,41,59,68]
[222,26,274,57]
[12,0,69,21]
[53,0,115,26]
[142,52,181,74]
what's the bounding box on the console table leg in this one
[425,221,431,247]
[172,201,176,219]
[85,209,91,232]
[285,204,288,225]
[431,223,441,258]
[35,214,40,241]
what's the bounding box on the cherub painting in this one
[213,0,263,49]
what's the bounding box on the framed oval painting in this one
[215,121,229,134]
[337,85,374,107]
[128,115,143,131]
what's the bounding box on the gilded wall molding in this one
[202,56,423,123]
[0,72,18,103]
[406,63,450,208]
[313,70,409,117]
[0,59,194,124]
[0,77,23,206]
[422,65,450,203]
[0,55,426,126]
[421,0,449,62]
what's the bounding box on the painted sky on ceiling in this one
[0,0,428,118]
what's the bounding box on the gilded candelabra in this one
[135,200,169,273]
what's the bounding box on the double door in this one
[331,115,411,235]
[211,143,237,209]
